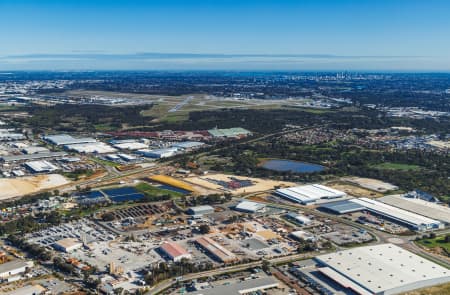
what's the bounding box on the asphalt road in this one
[146,251,326,294]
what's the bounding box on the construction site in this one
[184,173,295,195]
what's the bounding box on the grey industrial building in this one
[190,276,279,295]
[43,134,96,146]
[187,205,214,215]
[318,199,365,214]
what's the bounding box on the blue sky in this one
[1,0,450,71]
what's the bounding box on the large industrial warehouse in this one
[65,142,117,154]
[137,148,178,158]
[43,134,97,146]
[350,197,443,231]
[25,160,59,173]
[159,242,192,262]
[234,200,266,213]
[315,243,450,295]
[190,275,279,295]
[187,205,214,216]
[275,184,346,205]
[0,260,34,279]
[195,236,237,263]
[318,199,365,214]
[53,238,83,253]
[379,195,450,225]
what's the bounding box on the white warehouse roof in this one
[137,148,178,158]
[187,205,214,215]
[65,142,117,154]
[316,243,450,295]
[234,200,265,213]
[379,195,450,224]
[0,260,34,278]
[171,141,205,149]
[22,146,50,154]
[25,160,58,172]
[350,197,442,231]
[113,142,148,150]
[53,238,83,252]
[44,134,96,146]
[290,230,315,241]
[287,212,311,224]
[276,184,346,204]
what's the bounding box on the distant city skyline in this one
[1,0,450,71]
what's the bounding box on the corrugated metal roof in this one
[319,200,365,214]
[160,242,189,259]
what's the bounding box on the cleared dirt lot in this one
[400,282,450,295]
[326,181,383,198]
[184,173,295,195]
[0,174,69,200]
[340,176,398,193]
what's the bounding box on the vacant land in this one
[326,181,383,198]
[341,177,399,193]
[0,174,70,200]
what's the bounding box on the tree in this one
[262,260,271,272]
[102,212,115,222]
[198,224,210,234]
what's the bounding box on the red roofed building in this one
[159,242,192,262]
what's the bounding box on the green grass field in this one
[371,162,422,171]
[416,235,450,252]
[90,157,120,167]
[135,182,182,198]
[140,94,322,122]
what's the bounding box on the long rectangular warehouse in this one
[195,236,237,263]
[44,134,97,146]
[350,197,442,231]
[315,243,450,295]
[276,184,346,204]
[1,152,67,162]
[379,195,450,225]
[190,276,279,295]
[318,199,365,214]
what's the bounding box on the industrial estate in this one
[0,71,448,295]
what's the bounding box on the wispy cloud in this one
[2,52,426,60]
[0,52,446,71]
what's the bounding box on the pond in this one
[261,159,325,173]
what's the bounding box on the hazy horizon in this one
[2,0,450,71]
